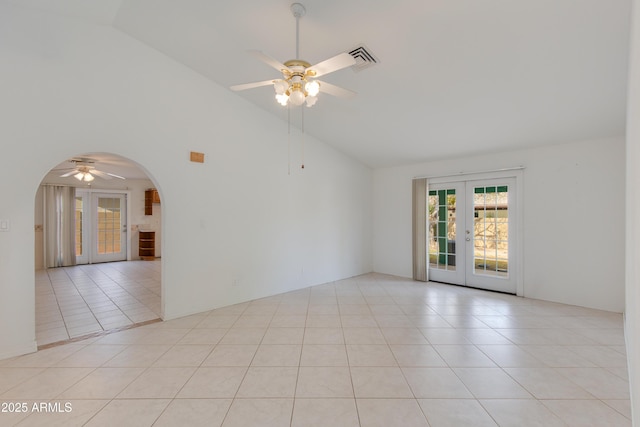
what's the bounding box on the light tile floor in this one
[3,273,630,426]
[35,261,161,346]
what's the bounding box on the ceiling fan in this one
[57,158,125,182]
[230,2,356,108]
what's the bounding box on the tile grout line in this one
[290,286,312,427]
[341,280,363,427]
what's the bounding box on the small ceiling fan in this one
[57,158,125,182]
[230,2,356,107]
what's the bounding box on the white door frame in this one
[428,170,524,296]
[75,188,132,264]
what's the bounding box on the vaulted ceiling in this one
[8,0,632,169]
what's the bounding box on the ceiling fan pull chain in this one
[288,105,291,175]
[301,106,305,169]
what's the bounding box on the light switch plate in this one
[0,220,9,232]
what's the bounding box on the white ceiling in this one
[47,153,151,181]
[12,0,632,169]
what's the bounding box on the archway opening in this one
[34,152,164,347]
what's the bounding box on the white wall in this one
[625,0,639,421]
[0,5,372,359]
[373,138,625,312]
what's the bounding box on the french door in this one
[76,192,127,264]
[428,178,517,294]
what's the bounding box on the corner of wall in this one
[0,341,37,361]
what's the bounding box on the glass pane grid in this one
[97,198,122,255]
[75,197,83,256]
[428,189,457,271]
[473,185,509,278]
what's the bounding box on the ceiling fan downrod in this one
[290,3,305,60]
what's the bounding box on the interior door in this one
[428,177,517,294]
[91,193,127,263]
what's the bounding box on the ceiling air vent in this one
[348,45,379,72]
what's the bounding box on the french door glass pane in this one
[473,186,508,277]
[428,189,457,271]
[75,197,83,256]
[97,197,121,255]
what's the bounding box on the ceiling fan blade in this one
[248,50,291,73]
[317,80,357,98]
[105,172,125,180]
[60,169,80,178]
[230,79,277,92]
[90,170,113,180]
[308,52,356,78]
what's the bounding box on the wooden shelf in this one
[139,230,155,260]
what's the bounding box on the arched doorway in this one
[34,153,164,347]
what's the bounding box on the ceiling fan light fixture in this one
[74,171,94,182]
[274,79,289,95]
[289,89,305,106]
[305,95,317,107]
[276,93,289,105]
[305,80,320,97]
